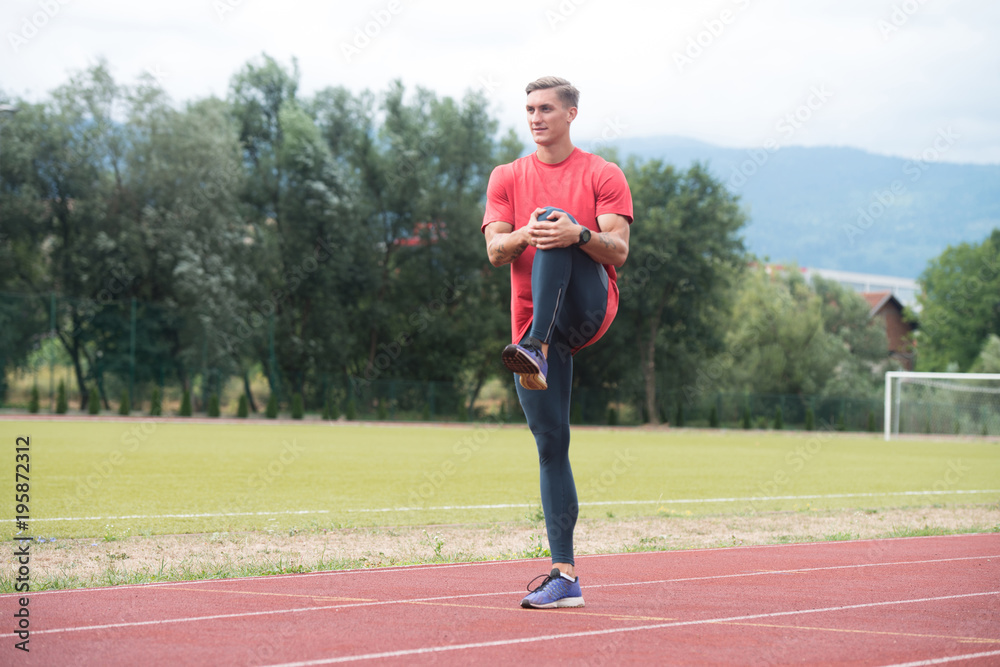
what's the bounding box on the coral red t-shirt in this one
[482,148,633,351]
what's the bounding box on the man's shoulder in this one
[573,148,622,171]
[573,150,627,183]
[491,154,532,178]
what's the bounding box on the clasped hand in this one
[525,208,577,250]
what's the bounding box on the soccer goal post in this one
[884,371,1000,441]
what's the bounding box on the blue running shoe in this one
[521,568,584,609]
[502,339,548,390]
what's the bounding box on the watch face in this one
[579,228,591,245]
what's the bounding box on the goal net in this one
[884,371,1000,440]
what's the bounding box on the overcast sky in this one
[3,0,999,164]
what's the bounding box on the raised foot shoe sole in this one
[502,346,548,390]
[518,373,547,390]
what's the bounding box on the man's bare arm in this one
[484,221,530,267]
[582,213,630,268]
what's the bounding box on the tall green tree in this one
[811,275,891,396]
[916,229,1000,371]
[0,97,48,402]
[1,62,131,409]
[717,266,889,399]
[229,55,369,406]
[970,334,1000,373]
[3,62,252,408]
[312,80,509,408]
[604,161,746,424]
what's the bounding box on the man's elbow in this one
[614,243,629,268]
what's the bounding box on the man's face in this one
[526,88,577,147]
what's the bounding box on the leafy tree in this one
[149,387,162,416]
[3,61,251,412]
[0,65,126,409]
[237,394,249,418]
[335,81,505,398]
[179,390,192,417]
[56,380,68,414]
[811,275,891,397]
[118,389,130,416]
[322,391,339,420]
[917,229,1000,371]
[717,266,888,401]
[608,161,746,423]
[228,55,363,405]
[970,334,1000,373]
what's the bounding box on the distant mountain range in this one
[580,135,1000,279]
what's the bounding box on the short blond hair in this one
[525,76,579,109]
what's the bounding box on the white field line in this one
[24,489,1000,523]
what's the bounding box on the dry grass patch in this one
[16,504,998,591]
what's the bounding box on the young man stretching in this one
[481,76,633,609]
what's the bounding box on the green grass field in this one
[6,419,999,541]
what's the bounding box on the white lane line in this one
[8,554,996,635]
[880,650,1000,666]
[27,489,1000,522]
[587,554,1000,589]
[261,591,1000,666]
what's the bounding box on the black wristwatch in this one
[575,227,591,247]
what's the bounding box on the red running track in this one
[3,534,998,666]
